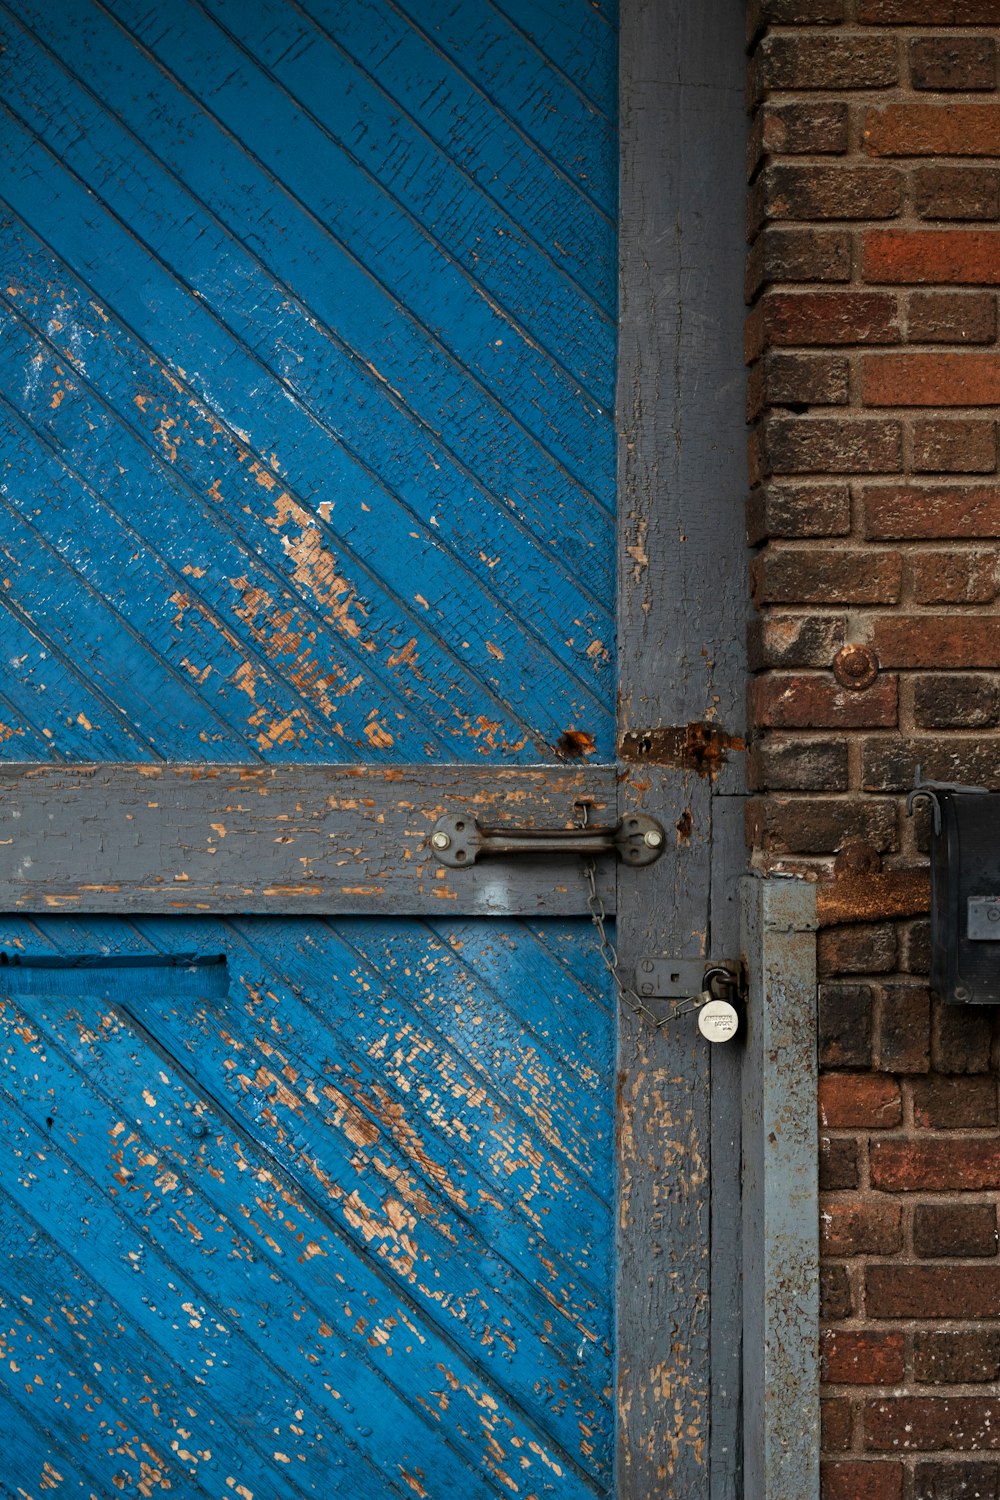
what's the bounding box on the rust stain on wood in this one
[618,722,746,778]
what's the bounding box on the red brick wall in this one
[746,3,1000,1497]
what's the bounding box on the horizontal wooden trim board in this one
[0,763,619,915]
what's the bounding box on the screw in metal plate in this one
[431,830,452,851]
[643,828,664,849]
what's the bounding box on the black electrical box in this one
[923,786,1000,1006]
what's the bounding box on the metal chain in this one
[581,858,710,1030]
[575,800,715,1031]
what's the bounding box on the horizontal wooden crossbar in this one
[0,764,618,916]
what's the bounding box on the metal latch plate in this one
[967,896,1000,939]
[635,957,706,1000]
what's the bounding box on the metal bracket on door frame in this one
[429,811,666,868]
[635,955,747,1002]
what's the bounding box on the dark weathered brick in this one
[748,354,851,421]
[910,35,998,90]
[752,548,902,605]
[878,985,932,1073]
[913,675,1000,730]
[750,102,850,173]
[912,1074,998,1126]
[750,795,899,855]
[907,290,998,343]
[822,1395,854,1452]
[911,419,998,476]
[865,1397,1000,1453]
[865,486,1000,540]
[754,35,899,93]
[753,416,903,479]
[747,482,852,543]
[822,1196,903,1255]
[753,672,898,728]
[750,733,850,791]
[752,165,903,234]
[914,1202,998,1258]
[867,1264,1000,1320]
[915,166,1000,222]
[747,227,853,300]
[819,922,899,977]
[822,1263,855,1321]
[821,984,876,1068]
[933,1000,999,1074]
[912,1460,1000,1500]
[913,550,1000,604]
[914,1332,1000,1387]
[748,613,847,670]
[862,734,1000,789]
[820,1135,861,1189]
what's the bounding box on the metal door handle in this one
[428,813,665,868]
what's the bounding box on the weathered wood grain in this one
[0,763,618,915]
[617,0,749,1494]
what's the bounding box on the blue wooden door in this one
[0,2,619,1498]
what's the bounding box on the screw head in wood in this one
[431,830,452,851]
[643,828,664,849]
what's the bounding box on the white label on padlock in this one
[698,999,739,1043]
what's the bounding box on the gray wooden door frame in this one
[0,1,757,1495]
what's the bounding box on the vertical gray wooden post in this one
[617,0,748,1494]
[741,876,820,1500]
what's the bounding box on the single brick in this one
[748,355,850,423]
[748,0,846,37]
[871,1137,1000,1190]
[753,417,903,479]
[912,551,1000,604]
[747,228,853,300]
[914,1202,998,1257]
[820,1135,861,1190]
[900,917,931,977]
[908,290,998,343]
[866,103,1000,157]
[819,922,899,977]
[917,678,1000,729]
[749,796,899,855]
[865,229,1000,284]
[871,618,1000,670]
[864,1398,1000,1453]
[915,165,1000,222]
[912,1074,998,1126]
[751,165,903,232]
[822,1396,854,1453]
[862,733,1000,789]
[866,1264,1000,1319]
[878,984,932,1073]
[752,549,902,605]
[912,1461,1000,1500]
[820,983,875,1068]
[861,0,1000,19]
[914,1332,1000,1385]
[822,1264,855,1320]
[748,613,847,670]
[750,734,850,791]
[822,1330,906,1386]
[864,486,1000,540]
[754,34,899,93]
[910,35,998,90]
[822,1463,903,1500]
[933,1000,998,1073]
[752,102,850,167]
[912,419,998,475]
[752,674,898,729]
[747,483,852,543]
[820,1073,902,1128]
[863,354,1000,408]
[822,1196,902,1256]
[749,291,902,352]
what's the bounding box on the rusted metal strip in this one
[0,763,617,915]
